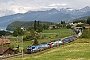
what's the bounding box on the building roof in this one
[0,38,11,44]
[0,46,9,55]
[84,26,90,29]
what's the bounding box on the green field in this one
[42,29,74,37]
[8,28,74,52]
[8,28,90,60]
[11,38,90,60]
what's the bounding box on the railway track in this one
[1,53,24,60]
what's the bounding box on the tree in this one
[37,21,39,27]
[37,24,43,33]
[0,30,11,36]
[32,31,39,45]
[33,38,38,45]
[34,20,43,32]
[66,24,72,29]
[87,17,90,25]
[13,27,24,36]
[56,23,63,28]
[61,21,65,24]
[76,24,85,27]
[13,30,18,36]
[27,26,34,31]
[73,19,86,23]
[43,24,49,30]
[24,27,36,41]
[34,20,37,31]
[81,29,90,38]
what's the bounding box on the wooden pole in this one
[22,36,24,57]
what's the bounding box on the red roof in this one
[0,46,9,54]
[0,46,13,55]
[84,26,90,29]
[0,38,11,44]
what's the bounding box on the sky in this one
[0,0,90,16]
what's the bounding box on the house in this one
[21,27,26,31]
[48,26,53,30]
[77,22,84,24]
[83,25,90,29]
[0,46,14,56]
[48,25,57,30]
[0,38,11,45]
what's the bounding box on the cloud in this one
[0,0,90,16]
[0,0,39,14]
[48,3,67,8]
[49,3,67,7]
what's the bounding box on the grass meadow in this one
[11,38,90,60]
[7,28,90,60]
[9,28,74,52]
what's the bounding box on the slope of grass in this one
[11,38,90,60]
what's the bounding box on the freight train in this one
[27,35,77,54]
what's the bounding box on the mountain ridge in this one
[0,6,90,27]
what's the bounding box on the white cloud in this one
[49,3,67,7]
[10,5,30,13]
[61,4,67,6]
[45,3,67,9]
[0,0,90,16]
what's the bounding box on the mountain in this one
[74,16,90,21]
[0,8,75,27]
[0,13,24,27]
[59,6,90,17]
[0,6,90,28]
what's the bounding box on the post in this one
[40,32,42,44]
[17,36,18,47]
[58,28,60,39]
[58,28,60,46]
[22,36,23,57]
[1,35,4,58]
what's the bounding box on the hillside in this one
[6,21,55,31]
[74,16,90,20]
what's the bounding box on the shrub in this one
[80,29,90,38]
[23,36,33,41]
